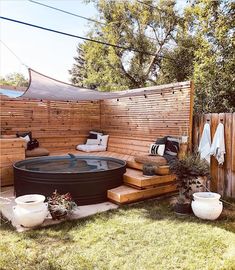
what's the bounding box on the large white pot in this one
[13,194,48,227]
[191,192,223,220]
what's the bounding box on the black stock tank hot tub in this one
[14,154,126,205]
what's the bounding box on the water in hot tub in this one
[20,158,122,173]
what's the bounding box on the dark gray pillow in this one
[165,137,180,156]
[155,136,167,144]
[87,133,97,139]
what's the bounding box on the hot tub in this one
[14,155,126,205]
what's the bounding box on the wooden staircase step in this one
[126,160,170,175]
[123,168,176,189]
[108,184,177,204]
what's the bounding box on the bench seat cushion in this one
[26,147,50,157]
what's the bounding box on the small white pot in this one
[191,192,223,220]
[13,194,48,227]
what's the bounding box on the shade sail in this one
[20,69,191,101]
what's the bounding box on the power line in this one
[28,0,105,25]
[0,16,158,56]
[28,0,158,43]
[0,39,28,67]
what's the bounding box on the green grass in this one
[0,199,235,270]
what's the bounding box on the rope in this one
[202,183,235,208]
[0,39,28,68]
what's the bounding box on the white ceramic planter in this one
[13,194,48,227]
[191,192,223,220]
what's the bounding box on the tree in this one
[69,44,87,87]
[70,0,180,91]
[71,0,234,113]
[0,72,28,87]
[157,34,197,84]
[184,0,235,113]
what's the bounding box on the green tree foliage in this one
[157,34,197,84]
[0,72,28,87]
[69,44,85,87]
[70,0,179,91]
[184,0,235,113]
[70,0,234,112]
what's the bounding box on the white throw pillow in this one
[20,135,30,149]
[149,144,165,156]
[76,144,106,152]
[86,139,99,145]
[98,134,109,147]
[89,131,103,135]
[20,135,30,143]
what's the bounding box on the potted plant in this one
[169,154,210,215]
[47,190,77,220]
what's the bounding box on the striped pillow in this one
[149,144,165,156]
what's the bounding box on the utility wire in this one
[28,0,105,25]
[28,0,158,43]
[0,16,158,56]
[0,39,28,67]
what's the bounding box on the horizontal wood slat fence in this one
[193,113,235,198]
[1,91,234,198]
[0,97,100,151]
[1,81,193,151]
[101,82,193,141]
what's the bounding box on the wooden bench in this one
[46,134,186,204]
[1,133,186,205]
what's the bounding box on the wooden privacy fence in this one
[0,97,100,151]
[101,82,193,144]
[193,113,235,198]
[1,81,193,150]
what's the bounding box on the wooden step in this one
[123,168,176,189]
[108,184,177,204]
[126,160,170,175]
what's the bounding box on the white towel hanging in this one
[198,122,211,163]
[210,122,226,165]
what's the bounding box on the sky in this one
[0,0,187,84]
[0,0,97,83]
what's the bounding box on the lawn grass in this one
[0,198,235,270]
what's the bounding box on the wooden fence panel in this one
[101,82,193,143]
[0,96,101,151]
[193,113,235,198]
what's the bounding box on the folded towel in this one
[210,122,225,165]
[198,122,211,163]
